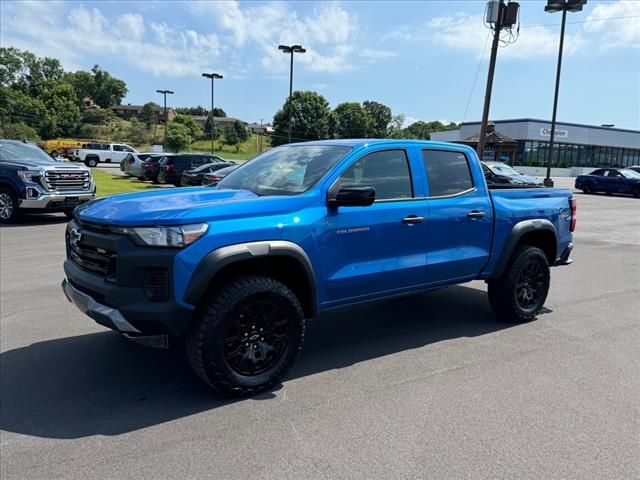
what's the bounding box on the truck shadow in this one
[0,214,69,227]
[0,285,547,439]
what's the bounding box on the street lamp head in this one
[278,45,292,52]
[156,89,174,95]
[202,72,223,80]
[293,46,306,53]
[545,0,586,13]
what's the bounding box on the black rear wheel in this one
[187,275,305,396]
[488,245,550,323]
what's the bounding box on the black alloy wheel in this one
[223,300,289,377]
[514,259,545,312]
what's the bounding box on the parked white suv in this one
[72,143,138,167]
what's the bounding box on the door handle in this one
[402,215,425,225]
[467,210,486,218]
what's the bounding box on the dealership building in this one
[431,118,640,176]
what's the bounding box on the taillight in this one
[128,158,135,164]
[570,198,577,232]
[165,164,173,171]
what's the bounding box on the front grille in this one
[44,170,91,192]
[69,240,116,278]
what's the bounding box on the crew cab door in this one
[319,148,429,305]
[111,145,135,163]
[421,148,493,284]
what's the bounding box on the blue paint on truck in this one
[62,139,575,395]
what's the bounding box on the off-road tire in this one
[0,188,20,224]
[487,245,550,323]
[186,275,305,396]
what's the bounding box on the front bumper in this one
[62,278,141,333]
[62,220,194,336]
[20,191,95,210]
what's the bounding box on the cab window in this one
[337,149,413,200]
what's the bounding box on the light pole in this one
[278,44,306,143]
[156,89,173,150]
[543,0,587,187]
[202,73,223,154]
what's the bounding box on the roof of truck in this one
[287,139,467,149]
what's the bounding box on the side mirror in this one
[328,186,376,207]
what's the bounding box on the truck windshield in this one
[217,145,351,196]
[0,141,54,163]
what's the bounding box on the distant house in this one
[191,116,247,130]
[247,122,272,134]
[111,104,177,123]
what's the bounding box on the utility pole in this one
[542,0,587,187]
[202,73,223,154]
[278,44,306,143]
[477,0,504,159]
[259,118,263,153]
[156,89,174,151]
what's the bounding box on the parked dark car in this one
[143,155,175,183]
[575,168,640,197]
[158,154,227,186]
[181,162,235,186]
[482,161,542,187]
[203,164,240,186]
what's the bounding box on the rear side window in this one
[338,149,413,200]
[422,150,473,197]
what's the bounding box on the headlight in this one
[17,170,41,183]
[119,223,209,248]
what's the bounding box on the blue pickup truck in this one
[62,140,575,396]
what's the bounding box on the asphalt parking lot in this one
[1,184,639,479]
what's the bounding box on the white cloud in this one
[585,0,640,48]
[427,13,585,60]
[360,49,398,63]
[191,1,366,74]
[115,13,146,40]
[0,2,221,77]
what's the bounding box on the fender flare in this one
[492,219,558,278]
[184,240,317,315]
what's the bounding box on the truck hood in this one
[76,187,301,226]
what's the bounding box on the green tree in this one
[0,121,40,141]
[0,48,64,97]
[362,100,392,137]
[82,107,113,125]
[204,115,222,139]
[333,102,371,139]
[405,121,431,139]
[233,120,249,143]
[139,102,159,126]
[272,91,332,146]
[0,85,47,132]
[39,81,81,138]
[90,65,128,108]
[223,125,239,151]
[172,114,203,140]
[129,118,149,145]
[165,122,191,152]
[388,114,406,138]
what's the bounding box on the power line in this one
[462,30,492,124]
[520,14,640,29]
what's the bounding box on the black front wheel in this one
[488,245,550,323]
[187,275,305,396]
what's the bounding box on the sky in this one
[1,0,639,129]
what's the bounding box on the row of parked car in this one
[120,152,239,187]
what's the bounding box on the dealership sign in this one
[540,127,568,138]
